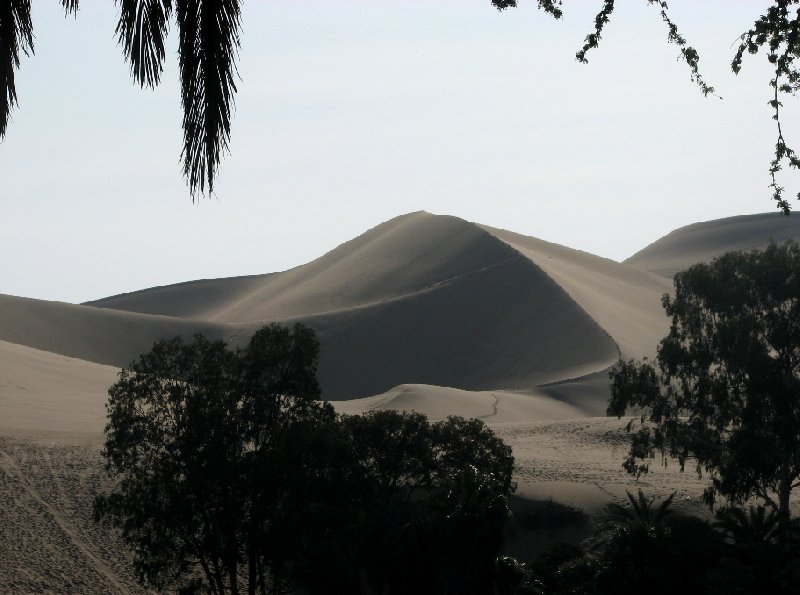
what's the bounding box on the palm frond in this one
[0,0,34,138]
[115,0,173,88]
[714,505,783,545]
[61,0,80,15]
[602,489,674,530]
[176,0,241,198]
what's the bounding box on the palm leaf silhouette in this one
[602,489,675,532]
[1,0,241,198]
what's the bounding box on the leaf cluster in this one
[609,241,800,517]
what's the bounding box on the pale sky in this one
[1,0,794,303]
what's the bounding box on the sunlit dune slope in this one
[0,340,116,434]
[625,212,800,278]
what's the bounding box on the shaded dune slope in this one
[625,212,800,278]
[85,274,269,320]
[482,226,671,359]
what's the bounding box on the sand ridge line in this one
[0,448,129,592]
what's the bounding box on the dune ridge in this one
[625,212,800,278]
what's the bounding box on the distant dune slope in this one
[482,226,671,359]
[625,212,800,278]
[0,293,239,369]
[84,274,269,319]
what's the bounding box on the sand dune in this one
[7,210,795,413]
[0,340,116,435]
[625,212,800,278]
[16,212,626,401]
[334,383,588,421]
[88,212,522,323]
[0,293,240,368]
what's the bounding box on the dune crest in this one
[625,212,800,278]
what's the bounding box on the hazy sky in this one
[1,0,794,303]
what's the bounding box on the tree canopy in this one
[2,1,799,210]
[94,324,516,594]
[609,240,800,522]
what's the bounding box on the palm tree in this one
[713,506,800,594]
[0,0,240,197]
[713,505,791,547]
[599,489,675,535]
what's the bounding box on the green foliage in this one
[598,489,674,534]
[732,0,800,213]
[609,241,800,521]
[498,0,799,212]
[495,556,547,595]
[1,0,241,198]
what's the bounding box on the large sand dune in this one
[7,211,796,409]
[19,212,634,400]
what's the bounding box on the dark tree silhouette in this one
[590,490,725,595]
[95,328,518,594]
[338,410,516,595]
[94,323,327,595]
[2,1,799,209]
[609,241,800,523]
[94,333,246,592]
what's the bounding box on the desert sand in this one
[1,211,797,592]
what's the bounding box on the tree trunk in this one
[228,558,240,595]
[778,475,792,528]
[198,556,220,595]
[258,559,268,595]
[248,546,257,595]
[211,556,227,595]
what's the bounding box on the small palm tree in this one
[713,506,800,593]
[713,505,789,546]
[600,489,675,534]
